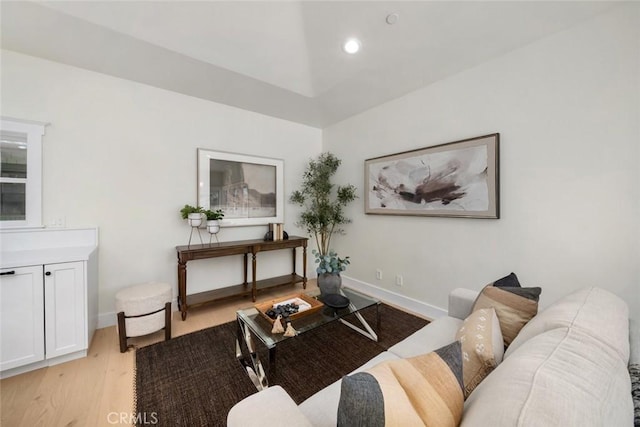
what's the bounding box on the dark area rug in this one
[135,304,428,427]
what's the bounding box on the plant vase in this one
[187,213,204,246]
[187,213,204,227]
[317,273,342,296]
[206,220,220,234]
[206,219,221,245]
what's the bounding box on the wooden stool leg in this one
[164,302,172,341]
[117,311,127,353]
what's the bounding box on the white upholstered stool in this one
[115,282,172,352]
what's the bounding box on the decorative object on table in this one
[264,223,288,241]
[271,315,285,334]
[313,249,350,296]
[255,294,324,324]
[283,322,297,337]
[180,204,206,245]
[203,208,224,244]
[197,148,284,227]
[263,230,289,241]
[180,204,205,226]
[364,133,500,219]
[322,293,351,310]
[290,152,357,294]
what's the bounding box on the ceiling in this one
[1,1,620,128]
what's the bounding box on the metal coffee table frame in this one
[235,287,380,390]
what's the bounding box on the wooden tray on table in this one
[255,293,324,324]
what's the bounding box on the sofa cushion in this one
[455,308,504,397]
[461,327,634,427]
[299,351,399,427]
[473,285,541,347]
[337,341,464,427]
[226,385,312,427]
[505,287,630,362]
[388,316,463,359]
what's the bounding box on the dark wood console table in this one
[176,236,307,320]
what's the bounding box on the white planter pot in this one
[206,220,220,234]
[187,213,204,227]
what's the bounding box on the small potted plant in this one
[203,209,224,234]
[180,205,205,227]
[312,249,350,295]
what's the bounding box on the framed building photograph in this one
[365,133,499,219]
[197,149,284,226]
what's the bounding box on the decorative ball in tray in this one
[255,293,324,324]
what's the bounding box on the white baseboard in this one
[341,275,447,320]
[97,282,446,328]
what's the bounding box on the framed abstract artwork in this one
[197,149,284,226]
[364,133,499,219]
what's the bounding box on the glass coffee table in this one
[235,287,380,390]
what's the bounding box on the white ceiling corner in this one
[1,1,621,128]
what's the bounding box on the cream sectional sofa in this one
[227,287,635,426]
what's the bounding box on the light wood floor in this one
[0,282,314,427]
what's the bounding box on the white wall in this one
[1,50,322,325]
[2,4,638,328]
[324,5,640,320]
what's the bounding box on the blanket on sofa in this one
[631,364,640,426]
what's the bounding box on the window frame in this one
[1,117,47,228]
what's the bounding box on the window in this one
[0,117,47,228]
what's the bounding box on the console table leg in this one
[178,261,188,320]
[302,244,307,289]
[243,253,248,286]
[251,252,257,302]
[291,248,296,278]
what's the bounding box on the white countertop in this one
[0,246,97,269]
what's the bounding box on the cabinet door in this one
[0,266,45,371]
[44,261,86,358]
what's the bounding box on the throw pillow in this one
[337,341,464,427]
[455,308,504,398]
[473,284,541,347]
[493,272,521,288]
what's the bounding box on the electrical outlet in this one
[375,269,383,280]
[395,275,403,287]
[48,217,66,228]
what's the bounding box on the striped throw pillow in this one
[473,284,541,347]
[337,341,464,427]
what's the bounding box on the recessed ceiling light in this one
[342,38,361,54]
[386,13,399,25]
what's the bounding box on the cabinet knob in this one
[0,270,16,276]
[45,271,52,276]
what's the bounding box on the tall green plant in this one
[290,152,357,255]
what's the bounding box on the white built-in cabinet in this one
[0,228,98,378]
[0,266,44,371]
[44,261,86,359]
